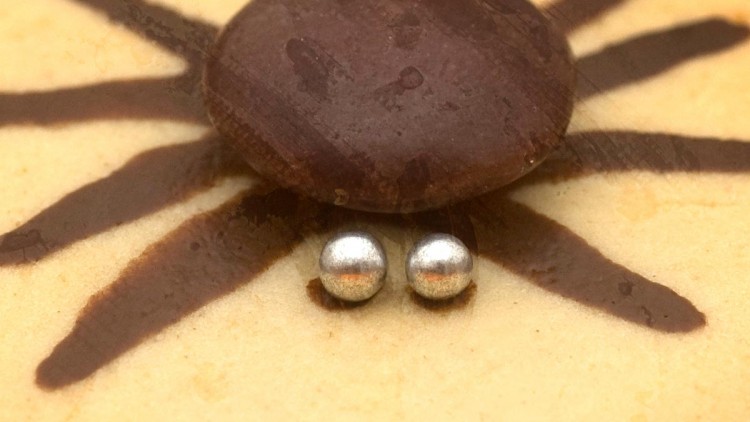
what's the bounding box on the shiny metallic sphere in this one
[406,233,473,300]
[319,232,387,302]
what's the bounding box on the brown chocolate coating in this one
[203,0,575,213]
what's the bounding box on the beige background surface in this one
[1,0,750,420]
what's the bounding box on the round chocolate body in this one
[204,0,575,213]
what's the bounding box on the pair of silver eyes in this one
[319,232,473,303]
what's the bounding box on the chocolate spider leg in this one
[0,76,207,128]
[0,136,248,267]
[35,188,324,390]
[543,0,628,35]
[68,0,218,66]
[576,18,750,100]
[467,196,706,333]
[515,131,750,186]
[408,205,478,253]
[562,131,750,174]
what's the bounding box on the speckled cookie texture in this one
[1,0,750,420]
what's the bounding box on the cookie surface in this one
[1,0,750,420]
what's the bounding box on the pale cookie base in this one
[1,0,749,420]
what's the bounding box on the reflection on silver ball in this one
[406,234,473,300]
[319,232,387,302]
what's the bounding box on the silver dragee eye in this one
[319,232,387,302]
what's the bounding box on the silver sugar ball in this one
[319,231,387,302]
[406,233,473,300]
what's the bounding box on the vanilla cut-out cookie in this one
[1,0,750,420]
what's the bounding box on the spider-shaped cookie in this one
[1,0,749,390]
